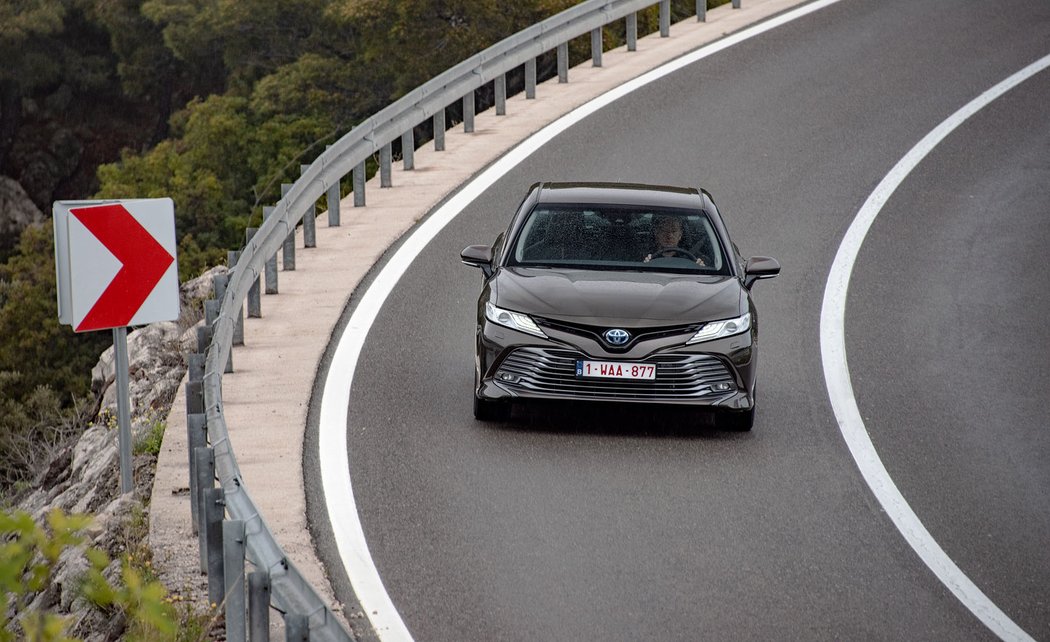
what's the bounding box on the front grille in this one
[496,347,735,401]
[536,318,700,353]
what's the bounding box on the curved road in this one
[311,0,1050,639]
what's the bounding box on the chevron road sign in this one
[53,198,179,332]
[53,198,180,494]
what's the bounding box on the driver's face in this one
[654,218,683,247]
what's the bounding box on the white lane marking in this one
[820,55,1050,642]
[319,1,846,639]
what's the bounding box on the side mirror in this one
[461,244,494,279]
[744,256,780,290]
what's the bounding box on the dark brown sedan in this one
[461,182,779,430]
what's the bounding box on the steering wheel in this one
[653,246,698,261]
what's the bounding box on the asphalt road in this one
[308,0,1050,639]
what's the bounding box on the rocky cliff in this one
[5,266,225,640]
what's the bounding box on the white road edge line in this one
[319,1,846,639]
[819,55,1050,642]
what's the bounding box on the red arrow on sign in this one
[70,203,175,332]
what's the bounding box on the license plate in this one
[576,360,656,380]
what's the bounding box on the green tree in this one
[141,0,339,96]
[0,224,109,407]
[139,0,227,99]
[85,0,184,144]
[0,508,178,641]
[330,0,575,100]
[0,1,67,170]
[95,93,333,277]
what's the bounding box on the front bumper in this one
[476,319,756,411]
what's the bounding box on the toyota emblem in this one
[603,328,631,346]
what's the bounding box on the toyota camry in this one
[460,182,779,430]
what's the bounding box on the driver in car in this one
[643,215,707,266]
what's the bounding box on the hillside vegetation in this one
[0,0,723,494]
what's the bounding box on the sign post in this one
[113,327,133,493]
[53,198,179,494]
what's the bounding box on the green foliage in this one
[332,0,573,99]
[82,558,178,640]
[0,377,84,492]
[0,1,66,86]
[0,507,179,642]
[94,93,330,275]
[139,0,227,97]
[0,225,109,406]
[87,0,180,107]
[0,224,105,493]
[133,419,166,457]
[94,0,596,267]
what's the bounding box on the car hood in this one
[493,267,743,327]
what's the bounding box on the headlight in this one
[485,302,547,338]
[687,312,751,344]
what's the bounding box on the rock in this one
[181,265,227,307]
[0,176,45,255]
[90,266,226,421]
[5,263,227,640]
[92,321,186,419]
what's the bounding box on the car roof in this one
[533,182,705,210]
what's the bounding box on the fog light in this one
[497,371,519,383]
[712,382,733,392]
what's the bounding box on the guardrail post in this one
[224,252,246,344]
[196,324,212,357]
[433,109,445,151]
[185,356,205,533]
[591,28,602,67]
[188,351,205,386]
[186,412,206,533]
[212,273,228,308]
[194,446,215,574]
[525,59,536,98]
[696,0,706,21]
[185,378,203,416]
[247,232,262,317]
[299,165,317,247]
[224,520,247,642]
[325,144,342,225]
[280,184,296,269]
[557,43,568,82]
[205,300,233,373]
[248,571,271,641]
[261,208,278,294]
[627,13,638,50]
[326,184,342,226]
[380,144,393,187]
[285,614,309,641]
[205,486,226,607]
[463,92,475,133]
[401,130,414,171]
[660,0,670,37]
[495,74,507,115]
[353,161,366,205]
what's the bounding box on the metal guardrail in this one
[196,0,742,639]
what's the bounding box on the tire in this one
[474,394,510,422]
[720,407,754,432]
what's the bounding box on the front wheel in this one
[474,394,510,422]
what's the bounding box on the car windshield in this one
[507,205,730,274]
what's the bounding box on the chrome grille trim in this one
[536,318,700,352]
[496,347,734,400]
